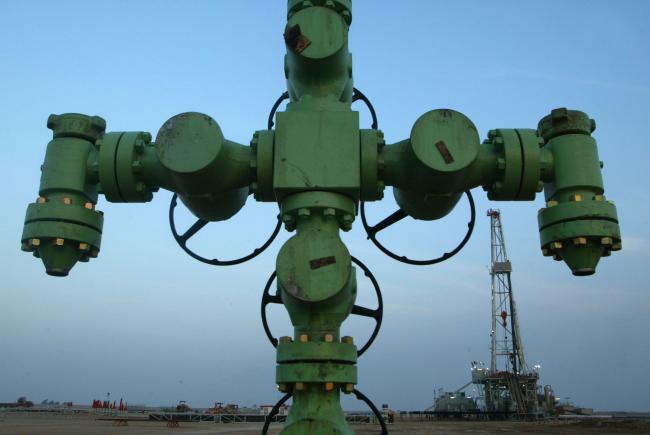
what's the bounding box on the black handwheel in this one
[268,92,289,129]
[352,87,378,129]
[353,388,389,434]
[261,256,383,357]
[268,87,377,130]
[260,271,280,347]
[360,190,476,266]
[350,257,383,357]
[169,193,281,266]
[261,390,388,435]
[261,392,292,435]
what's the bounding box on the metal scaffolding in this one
[476,210,539,416]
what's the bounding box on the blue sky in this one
[1,1,649,411]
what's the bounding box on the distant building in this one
[0,397,34,408]
[260,404,290,416]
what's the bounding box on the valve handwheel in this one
[268,87,377,130]
[261,256,383,357]
[360,190,476,266]
[168,193,281,266]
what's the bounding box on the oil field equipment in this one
[428,383,479,415]
[470,210,543,417]
[20,1,621,434]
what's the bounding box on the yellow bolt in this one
[552,241,562,249]
[612,242,622,251]
[342,336,354,345]
[324,382,334,392]
[541,248,551,257]
[30,238,41,247]
[277,384,287,393]
[55,238,65,246]
[79,243,89,251]
[546,200,558,207]
[594,195,605,202]
[601,237,613,246]
[279,336,292,344]
[37,197,46,204]
[569,194,582,202]
[84,202,93,210]
[295,383,305,391]
[324,334,334,343]
[573,237,587,246]
[299,334,309,343]
[63,197,72,205]
[344,384,355,393]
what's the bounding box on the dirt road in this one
[1,414,649,434]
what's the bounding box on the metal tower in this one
[473,209,540,416]
[488,209,527,375]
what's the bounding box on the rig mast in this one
[489,209,527,375]
[473,210,540,416]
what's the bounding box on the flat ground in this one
[1,414,649,434]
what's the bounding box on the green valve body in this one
[537,109,621,275]
[20,2,622,433]
[276,208,357,434]
[21,114,105,276]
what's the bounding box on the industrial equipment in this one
[176,401,191,413]
[20,1,621,433]
[428,383,478,414]
[470,210,548,417]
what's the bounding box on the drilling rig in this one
[20,1,621,433]
[471,210,543,417]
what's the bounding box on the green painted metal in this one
[273,110,360,201]
[360,129,385,201]
[279,191,356,232]
[481,128,546,200]
[277,341,357,364]
[251,130,276,202]
[277,212,352,304]
[21,114,104,276]
[282,385,353,435]
[284,6,352,104]
[154,112,253,221]
[98,131,158,202]
[20,2,622,433]
[276,201,358,433]
[382,109,481,194]
[277,362,357,384]
[536,108,621,276]
[288,0,352,24]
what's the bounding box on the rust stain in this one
[309,256,336,270]
[435,140,454,164]
[284,24,311,54]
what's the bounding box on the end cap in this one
[47,113,106,142]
